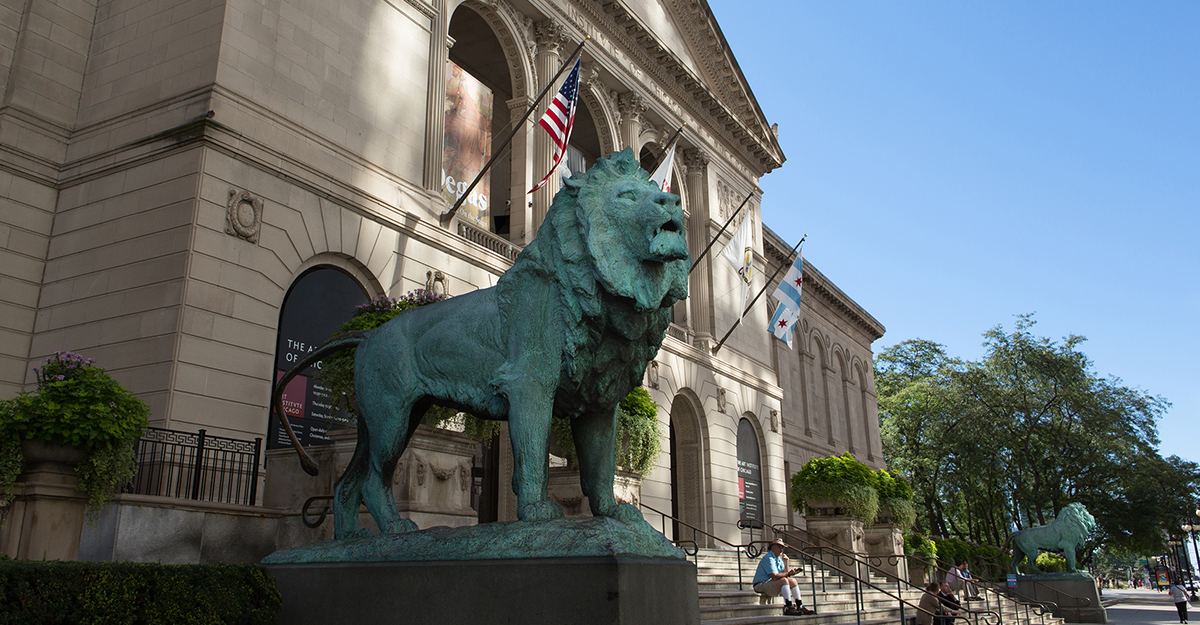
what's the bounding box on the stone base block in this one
[267,557,699,625]
[1016,577,1106,623]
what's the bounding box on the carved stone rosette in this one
[225,189,264,243]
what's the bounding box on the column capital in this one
[533,19,566,56]
[683,148,709,173]
[616,92,646,122]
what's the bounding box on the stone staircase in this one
[693,548,1067,625]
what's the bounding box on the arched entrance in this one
[737,416,763,524]
[268,266,369,449]
[668,392,706,544]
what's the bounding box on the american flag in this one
[530,58,582,193]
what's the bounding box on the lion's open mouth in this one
[649,215,688,261]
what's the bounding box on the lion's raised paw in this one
[519,500,564,522]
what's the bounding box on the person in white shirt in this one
[1169,580,1190,623]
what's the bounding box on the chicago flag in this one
[768,249,803,348]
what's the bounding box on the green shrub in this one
[0,352,149,514]
[905,533,938,560]
[0,561,280,624]
[551,387,663,476]
[790,453,880,525]
[929,536,1011,580]
[318,291,502,442]
[872,470,916,529]
[1035,551,1068,573]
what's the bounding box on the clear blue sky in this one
[708,1,1199,463]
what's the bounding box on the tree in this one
[877,315,1197,556]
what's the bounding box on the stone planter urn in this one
[0,439,89,560]
[863,522,907,580]
[801,498,866,557]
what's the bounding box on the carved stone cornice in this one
[533,19,566,56]
[560,0,783,176]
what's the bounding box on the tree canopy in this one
[876,315,1199,557]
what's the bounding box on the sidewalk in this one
[1101,588,1193,625]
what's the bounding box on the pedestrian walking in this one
[1169,580,1190,623]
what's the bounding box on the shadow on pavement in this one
[1102,588,1194,625]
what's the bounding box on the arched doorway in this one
[268,266,369,449]
[669,392,706,544]
[737,416,763,524]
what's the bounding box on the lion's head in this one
[508,148,690,315]
[1054,502,1097,547]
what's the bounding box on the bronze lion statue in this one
[273,148,690,538]
[1010,502,1096,574]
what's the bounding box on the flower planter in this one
[0,439,88,560]
[863,522,908,580]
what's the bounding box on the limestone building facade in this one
[0,0,885,558]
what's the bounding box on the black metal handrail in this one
[930,550,1091,609]
[127,427,262,506]
[773,524,1055,625]
[641,502,760,589]
[770,530,1000,625]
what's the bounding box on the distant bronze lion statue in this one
[1010,502,1096,574]
[273,148,690,538]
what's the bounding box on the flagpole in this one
[689,188,756,275]
[711,234,806,357]
[439,37,589,226]
[655,124,685,158]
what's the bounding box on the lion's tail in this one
[272,330,372,476]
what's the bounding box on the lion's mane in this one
[496,149,689,415]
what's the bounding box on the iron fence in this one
[127,427,262,506]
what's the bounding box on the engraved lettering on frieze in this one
[225,189,263,243]
[425,270,450,296]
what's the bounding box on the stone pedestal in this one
[1016,575,1106,623]
[863,523,907,580]
[803,515,866,557]
[0,440,88,560]
[267,557,698,625]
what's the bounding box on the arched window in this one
[737,417,763,522]
[268,267,368,449]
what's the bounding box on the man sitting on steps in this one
[753,539,814,616]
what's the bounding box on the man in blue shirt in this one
[753,538,813,616]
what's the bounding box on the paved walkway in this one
[1101,588,1193,625]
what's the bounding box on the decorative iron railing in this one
[127,428,262,506]
[456,220,523,261]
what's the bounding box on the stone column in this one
[531,19,566,233]
[617,92,646,151]
[506,95,535,244]
[684,148,713,350]
[424,0,451,197]
[841,376,856,454]
[800,351,815,436]
[822,364,837,445]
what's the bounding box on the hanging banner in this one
[442,61,494,229]
[737,418,763,522]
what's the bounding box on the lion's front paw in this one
[519,500,564,522]
[601,503,643,523]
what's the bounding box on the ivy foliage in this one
[0,352,148,514]
[873,469,917,530]
[318,291,502,442]
[551,386,663,476]
[790,452,881,525]
[905,533,938,560]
